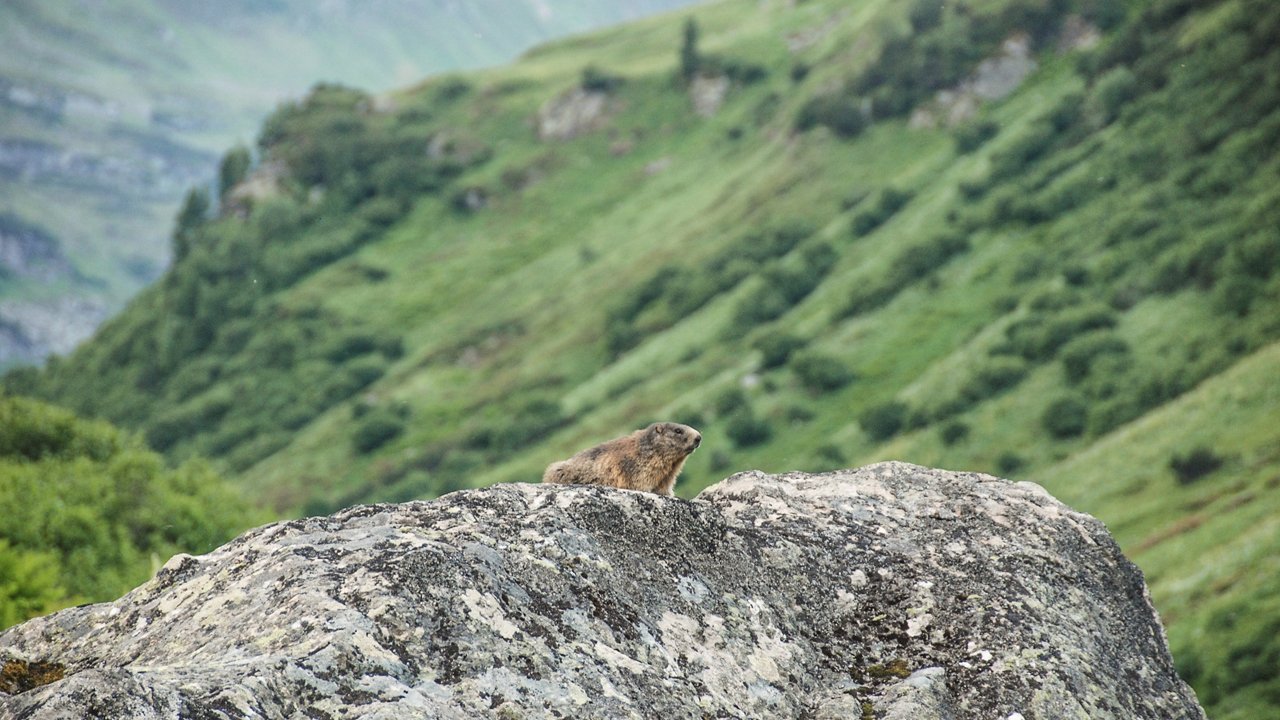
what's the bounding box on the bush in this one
[795,95,867,138]
[1087,66,1139,126]
[1060,332,1130,384]
[809,443,847,472]
[851,188,914,237]
[581,65,623,93]
[725,410,772,448]
[792,352,854,393]
[352,411,405,454]
[0,397,119,462]
[888,231,967,282]
[860,401,908,442]
[1042,396,1088,439]
[712,387,748,416]
[996,452,1026,475]
[989,122,1057,181]
[940,421,970,446]
[954,119,999,153]
[754,332,805,370]
[1214,274,1262,316]
[1004,305,1118,361]
[1169,446,1225,484]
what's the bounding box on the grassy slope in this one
[12,0,1280,715]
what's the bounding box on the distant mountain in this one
[0,0,699,367]
[8,0,1280,716]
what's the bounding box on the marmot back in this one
[542,422,701,496]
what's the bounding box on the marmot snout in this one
[542,421,701,495]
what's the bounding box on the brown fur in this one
[542,422,701,496]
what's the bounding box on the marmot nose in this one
[692,433,702,448]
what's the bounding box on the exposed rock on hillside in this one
[910,34,1039,129]
[0,216,69,282]
[0,463,1204,719]
[537,88,611,140]
[689,73,730,118]
[0,297,107,366]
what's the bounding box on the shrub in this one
[792,352,854,393]
[754,332,805,370]
[1087,66,1139,126]
[996,452,1026,476]
[940,421,970,446]
[954,119,999,153]
[1213,274,1261,317]
[713,387,748,416]
[860,401,908,442]
[888,232,967,282]
[725,410,772,448]
[0,397,119,462]
[719,59,768,85]
[990,122,1057,181]
[795,95,867,138]
[1042,396,1088,439]
[581,65,623,93]
[1005,305,1117,361]
[730,284,793,333]
[813,443,847,471]
[1060,332,1130,384]
[851,188,914,237]
[1169,446,1225,484]
[709,449,733,472]
[353,411,405,454]
[961,357,1028,404]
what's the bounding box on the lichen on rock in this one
[0,462,1205,719]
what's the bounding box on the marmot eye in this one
[674,428,684,435]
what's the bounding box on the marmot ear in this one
[655,424,665,434]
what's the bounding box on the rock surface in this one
[0,462,1204,719]
[536,88,611,141]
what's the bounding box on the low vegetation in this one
[0,396,256,628]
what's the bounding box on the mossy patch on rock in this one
[0,659,65,694]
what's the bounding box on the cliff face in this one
[0,463,1204,719]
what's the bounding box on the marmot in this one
[542,422,701,495]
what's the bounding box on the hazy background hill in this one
[5,0,1280,716]
[0,0,698,366]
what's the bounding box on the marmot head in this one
[646,422,702,455]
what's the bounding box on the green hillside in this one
[0,0,696,365]
[8,0,1280,716]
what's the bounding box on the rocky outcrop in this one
[0,216,70,282]
[911,34,1039,129]
[689,73,730,118]
[537,88,611,140]
[0,463,1204,719]
[910,18,1101,130]
[0,297,107,366]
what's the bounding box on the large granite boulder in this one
[0,462,1204,719]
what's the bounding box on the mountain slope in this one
[8,0,1280,716]
[0,0,699,366]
